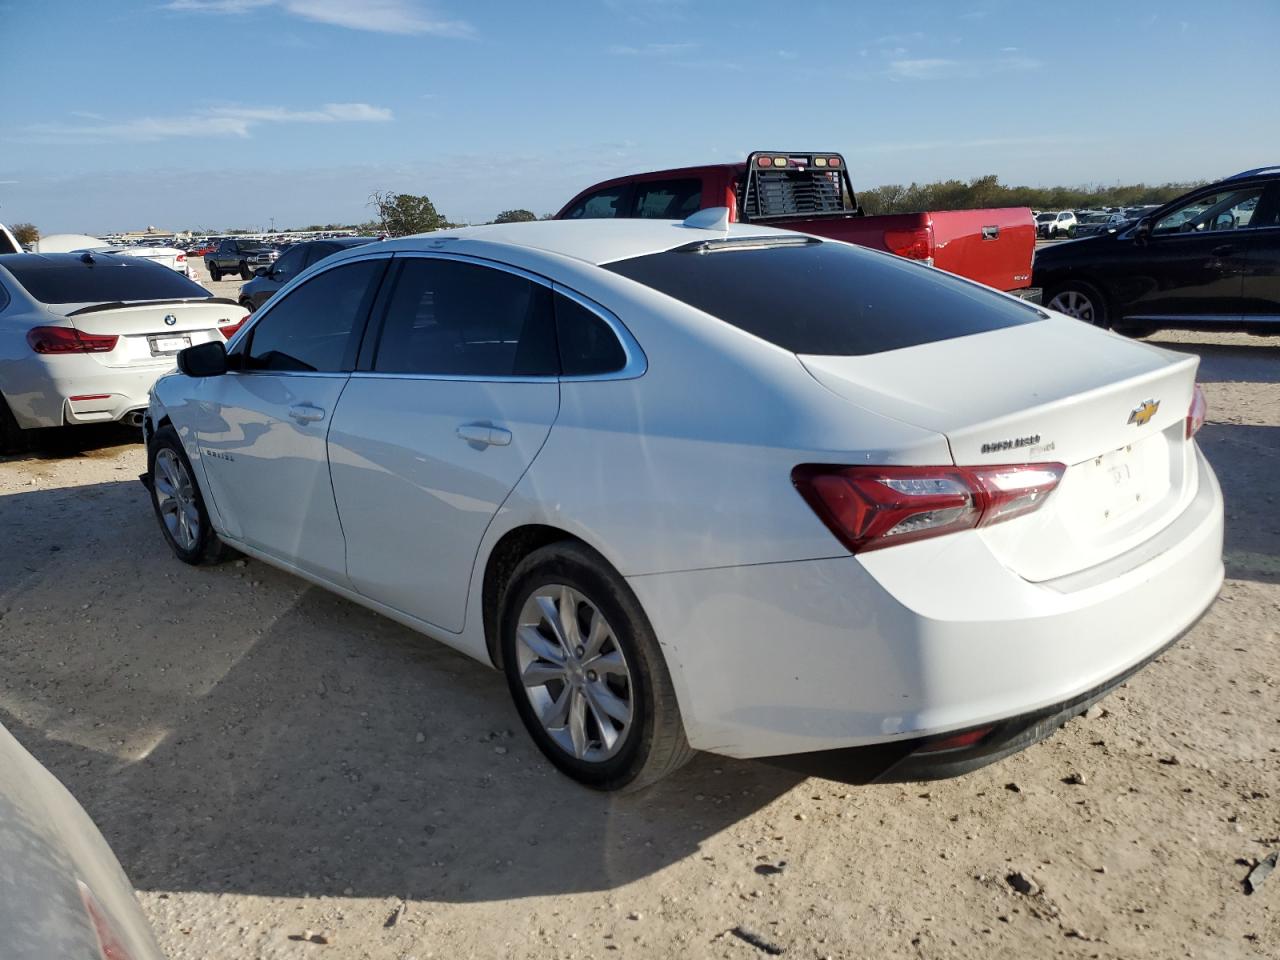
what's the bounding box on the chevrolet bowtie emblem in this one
[1128,399,1160,426]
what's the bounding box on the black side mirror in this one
[254,266,269,277]
[177,340,228,378]
[1133,218,1153,243]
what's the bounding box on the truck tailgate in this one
[929,207,1035,292]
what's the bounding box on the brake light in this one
[883,227,934,263]
[1186,383,1207,439]
[27,326,119,354]
[218,318,247,340]
[792,462,1066,554]
[176,253,186,262]
[77,880,137,960]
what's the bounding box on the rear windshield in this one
[604,239,1043,356]
[1,255,210,305]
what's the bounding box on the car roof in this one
[372,218,803,267]
[0,251,172,270]
[312,236,378,248]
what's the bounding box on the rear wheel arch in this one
[1045,276,1112,328]
[482,524,605,669]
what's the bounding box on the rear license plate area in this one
[149,335,191,356]
[1080,444,1148,524]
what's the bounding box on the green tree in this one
[493,208,537,224]
[856,174,1203,215]
[10,223,38,246]
[369,190,449,237]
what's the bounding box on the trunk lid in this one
[800,315,1200,579]
[68,299,245,366]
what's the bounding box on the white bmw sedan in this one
[0,252,247,448]
[143,215,1223,790]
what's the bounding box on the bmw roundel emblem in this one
[164,314,178,326]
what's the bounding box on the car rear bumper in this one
[4,355,174,428]
[760,613,1202,783]
[628,447,1223,762]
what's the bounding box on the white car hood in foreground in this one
[0,723,163,960]
[799,313,1197,467]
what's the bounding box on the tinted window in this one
[372,258,556,377]
[564,186,629,220]
[632,179,703,219]
[269,245,308,282]
[555,293,626,376]
[304,243,341,268]
[1,255,209,304]
[245,259,385,372]
[604,239,1043,356]
[1153,187,1265,234]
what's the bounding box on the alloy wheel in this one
[1047,289,1097,324]
[153,448,200,551]
[515,584,634,762]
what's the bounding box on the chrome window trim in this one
[225,370,350,380]
[345,250,648,384]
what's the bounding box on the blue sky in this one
[3,0,1278,233]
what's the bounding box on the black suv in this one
[205,238,279,281]
[237,237,378,311]
[1033,166,1280,335]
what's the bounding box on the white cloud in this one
[164,0,472,36]
[13,103,393,144]
[888,55,1041,80]
[608,41,698,56]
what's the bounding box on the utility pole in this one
[269,216,276,232]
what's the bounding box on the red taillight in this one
[792,462,1066,554]
[1186,383,1207,439]
[27,326,119,354]
[883,227,934,262]
[78,881,136,960]
[218,318,248,340]
[176,252,186,262]
[916,724,995,754]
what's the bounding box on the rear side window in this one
[2,256,209,304]
[555,293,626,376]
[245,259,385,372]
[631,179,703,219]
[604,240,1043,356]
[563,186,629,220]
[371,258,557,377]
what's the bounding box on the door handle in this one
[1211,244,1235,256]
[288,404,326,424]
[457,423,512,447]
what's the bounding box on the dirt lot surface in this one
[1,307,1277,958]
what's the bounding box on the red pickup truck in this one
[555,151,1038,297]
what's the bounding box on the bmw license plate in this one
[149,335,191,355]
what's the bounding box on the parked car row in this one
[0,152,1249,957]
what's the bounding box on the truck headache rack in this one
[740,152,858,221]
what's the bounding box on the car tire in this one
[1046,281,1108,328]
[239,262,252,280]
[147,425,236,566]
[208,263,221,281]
[499,541,694,792]
[1067,225,1077,238]
[0,395,28,455]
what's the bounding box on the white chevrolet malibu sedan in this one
[143,214,1223,790]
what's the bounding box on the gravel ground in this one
[1,283,1277,959]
